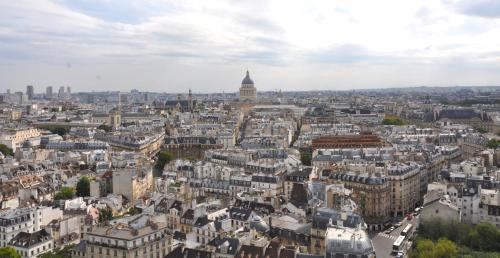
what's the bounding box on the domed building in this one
[239,70,257,102]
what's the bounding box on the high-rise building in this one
[58,86,65,99]
[14,92,25,105]
[46,86,53,99]
[66,86,71,95]
[26,85,34,100]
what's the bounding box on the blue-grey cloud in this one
[54,0,175,24]
[307,44,378,64]
[237,15,284,34]
[455,0,500,18]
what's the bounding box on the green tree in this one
[98,207,113,223]
[98,124,113,132]
[434,238,458,258]
[486,139,500,149]
[474,127,487,134]
[154,150,174,171]
[182,154,198,162]
[41,125,70,136]
[0,246,21,258]
[0,144,13,156]
[382,117,405,125]
[475,223,500,251]
[414,239,436,258]
[418,218,500,253]
[466,228,480,250]
[411,238,458,258]
[76,176,90,197]
[300,152,312,166]
[54,187,75,200]
[38,244,74,258]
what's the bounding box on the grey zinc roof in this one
[241,70,254,85]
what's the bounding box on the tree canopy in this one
[0,144,13,156]
[98,207,113,223]
[382,117,406,125]
[0,246,21,258]
[98,124,113,132]
[300,151,312,166]
[38,245,74,258]
[54,187,75,200]
[41,125,70,136]
[474,126,487,134]
[411,238,458,258]
[154,150,174,171]
[486,139,500,149]
[76,176,90,197]
[419,218,500,253]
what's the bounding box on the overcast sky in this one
[1,0,500,93]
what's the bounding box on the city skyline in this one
[2,0,500,93]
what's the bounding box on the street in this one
[371,214,420,258]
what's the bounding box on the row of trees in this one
[410,238,458,258]
[382,116,406,125]
[0,245,73,258]
[418,218,500,252]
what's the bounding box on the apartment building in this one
[85,215,172,258]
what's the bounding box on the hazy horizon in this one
[2,0,500,93]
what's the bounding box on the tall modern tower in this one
[58,86,65,99]
[46,86,53,99]
[239,70,257,102]
[26,85,34,100]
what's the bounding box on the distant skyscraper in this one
[46,86,53,99]
[58,86,65,99]
[66,86,71,95]
[14,91,24,105]
[26,85,34,100]
[119,93,128,105]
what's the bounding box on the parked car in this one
[395,222,403,227]
[385,226,395,234]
